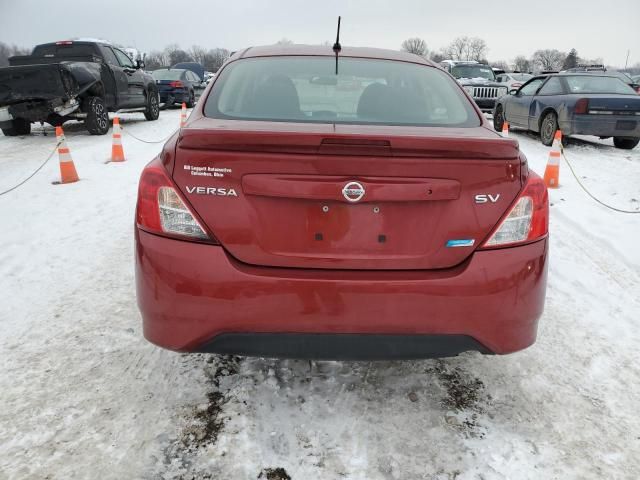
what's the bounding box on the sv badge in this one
[475,194,501,204]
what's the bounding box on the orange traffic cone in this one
[111,116,125,162]
[543,130,562,188]
[54,126,79,184]
[180,102,187,128]
[551,129,563,151]
[501,121,509,137]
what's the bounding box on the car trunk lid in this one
[172,118,523,270]
[586,94,640,114]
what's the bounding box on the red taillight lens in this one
[511,83,522,88]
[136,158,218,244]
[575,98,589,114]
[169,81,184,88]
[481,174,548,249]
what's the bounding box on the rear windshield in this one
[565,75,635,94]
[152,70,184,80]
[450,65,495,81]
[512,73,532,81]
[204,56,479,127]
[32,43,98,58]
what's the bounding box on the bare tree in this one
[468,38,488,62]
[0,42,30,67]
[0,42,10,67]
[276,38,294,45]
[513,55,531,72]
[145,51,168,70]
[189,45,208,65]
[203,48,230,72]
[401,37,428,57]
[442,36,487,62]
[163,44,193,66]
[532,49,566,71]
[443,36,469,60]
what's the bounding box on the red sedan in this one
[135,45,549,360]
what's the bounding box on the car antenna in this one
[332,16,342,75]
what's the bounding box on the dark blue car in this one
[151,68,202,108]
[494,73,640,149]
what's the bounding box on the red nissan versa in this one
[135,45,549,360]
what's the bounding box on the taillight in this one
[169,81,184,88]
[575,98,589,114]
[136,158,218,243]
[481,174,548,248]
[511,83,522,88]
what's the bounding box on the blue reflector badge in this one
[446,239,475,248]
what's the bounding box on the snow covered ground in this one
[1,110,639,480]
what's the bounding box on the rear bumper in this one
[561,115,640,137]
[136,230,548,358]
[473,98,497,113]
[159,90,189,104]
[0,98,79,123]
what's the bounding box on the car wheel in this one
[144,89,160,121]
[0,118,31,136]
[186,90,195,108]
[493,105,505,132]
[613,137,639,150]
[84,96,110,135]
[540,111,558,146]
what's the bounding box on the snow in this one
[1,111,639,479]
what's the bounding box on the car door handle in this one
[123,68,135,75]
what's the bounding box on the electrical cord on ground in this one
[0,141,61,196]
[120,126,177,144]
[560,146,640,214]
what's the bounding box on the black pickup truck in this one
[0,40,159,136]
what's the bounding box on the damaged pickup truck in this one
[0,40,159,136]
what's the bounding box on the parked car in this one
[151,68,201,107]
[0,40,159,136]
[135,45,549,360]
[493,73,640,149]
[496,72,533,91]
[440,60,508,113]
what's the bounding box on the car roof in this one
[229,44,434,66]
[555,72,625,78]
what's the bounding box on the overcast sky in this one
[1,0,638,66]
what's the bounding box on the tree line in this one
[2,38,638,75]
[400,36,634,74]
[144,44,231,72]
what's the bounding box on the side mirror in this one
[136,59,145,70]
[509,88,519,95]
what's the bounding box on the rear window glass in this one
[32,43,98,57]
[204,56,479,127]
[565,75,635,95]
[152,70,184,81]
[450,65,495,81]
[512,73,532,81]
